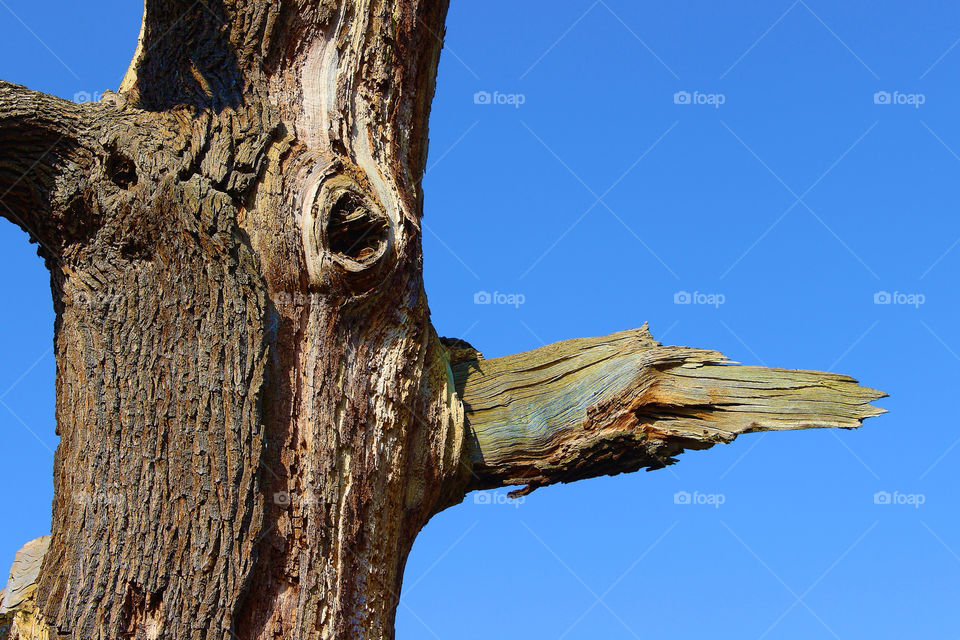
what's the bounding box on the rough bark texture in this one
[3,2,464,638]
[0,2,885,639]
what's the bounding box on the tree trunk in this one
[0,2,885,639]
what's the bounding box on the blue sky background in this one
[1,1,958,638]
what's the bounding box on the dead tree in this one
[0,2,884,638]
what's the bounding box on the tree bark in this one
[0,2,885,639]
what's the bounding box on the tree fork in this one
[0,2,885,639]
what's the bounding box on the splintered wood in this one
[451,325,885,496]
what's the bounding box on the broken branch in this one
[449,325,886,497]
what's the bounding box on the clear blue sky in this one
[1,1,957,638]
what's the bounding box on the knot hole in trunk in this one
[303,172,395,295]
[326,190,389,263]
[105,146,138,190]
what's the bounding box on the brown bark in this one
[0,2,885,639]
[4,2,462,638]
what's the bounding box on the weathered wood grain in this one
[0,537,48,617]
[0,537,50,640]
[452,325,886,496]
